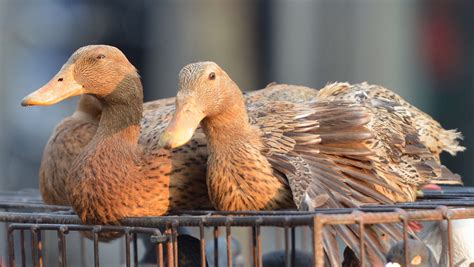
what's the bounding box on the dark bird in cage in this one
[342,247,360,267]
[385,239,438,267]
[21,45,319,225]
[141,234,208,267]
[159,61,463,264]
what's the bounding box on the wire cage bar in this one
[1,190,474,267]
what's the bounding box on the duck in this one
[21,45,214,226]
[23,45,322,221]
[385,239,439,267]
[159,61,462,263]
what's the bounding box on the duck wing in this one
[318,82,462,187]
[248,101,404,264]
[317,82,465,159]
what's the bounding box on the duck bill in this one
[159,104,205,149]
[21,65,83,106]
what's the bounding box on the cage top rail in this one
[2,197,474,213]
[1,207,474,228]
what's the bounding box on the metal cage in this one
[1,188,474,267]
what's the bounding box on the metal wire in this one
[1,193,474,266]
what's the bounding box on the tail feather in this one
[441,129,465,156]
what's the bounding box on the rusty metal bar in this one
[256,225,262,267]
[150,230,166,267]
[355,211,366,267]
[397,209,409,267]
[441,207,455,267]
[2,194,474,267]
[166,228,174,267]
[225,224,232,267]
[8,223,162,235]
[157,241,163,267]
[199,223,206,267]
[58,226,68,267]
[2,207,474,228]
[313,215,325,267]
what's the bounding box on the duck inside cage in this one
[2,1,474,267]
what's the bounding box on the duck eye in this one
[97,54,106,59]
[208,72,216,80]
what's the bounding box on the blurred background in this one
[0,0,473,265]
[0,0,473,191]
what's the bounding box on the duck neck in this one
[72,95,102,123]
[200,90,293,210]
[201,91,257,148]
[95,74,143,143]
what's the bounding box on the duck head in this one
[21,45,138,107]
[159,61,242,149]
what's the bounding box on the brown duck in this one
[24,45,321,221]
[21,45,213,226]
[39,95,101,205]
[159,61,462,263]
[38,94,177,206]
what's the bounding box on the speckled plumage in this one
[316,83,464,195]
[39,96,101,205]
[317,82,465,159]
[161,61,463,264]
[38,94,176,206]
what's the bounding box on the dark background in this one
[1,0,473,191]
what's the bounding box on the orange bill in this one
[21,64,83,106]
[159,103,205,149]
